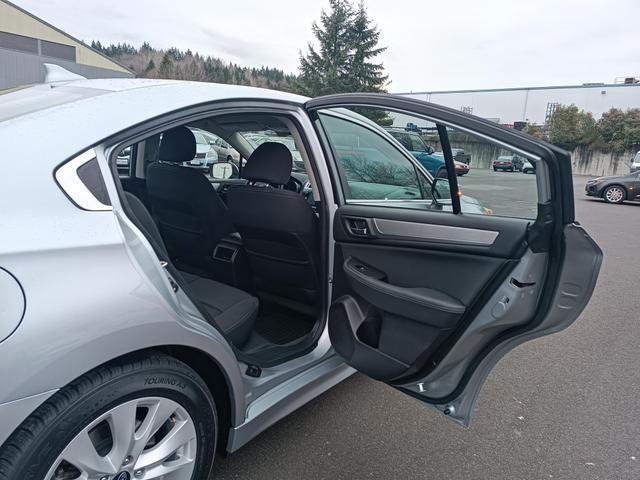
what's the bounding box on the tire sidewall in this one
[16,359,217,480]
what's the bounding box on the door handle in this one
[345,217,373,238]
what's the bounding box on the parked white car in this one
[187,128,218,170]
[631,150,640,173]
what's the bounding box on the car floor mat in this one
[254,308,316,345]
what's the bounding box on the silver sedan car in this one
[0,70,601,480]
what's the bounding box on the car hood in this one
[588,174,630,183]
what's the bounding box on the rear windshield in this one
[0,84,107,123]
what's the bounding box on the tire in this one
[493,167,498,172]
[603,185,626,204]
[0,353,217,480]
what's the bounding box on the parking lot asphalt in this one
[213,171,640,480]
[457,168,539,218]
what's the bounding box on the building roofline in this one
[2,0,135,75]
[395,82,640,96]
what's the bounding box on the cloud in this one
[11,0,640,92]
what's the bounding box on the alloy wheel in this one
[45,397,197,480]
[604,186,624,203]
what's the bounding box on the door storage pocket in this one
[328,295,410,381]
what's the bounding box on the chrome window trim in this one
[54,148,112,211]
[372,218,499,246]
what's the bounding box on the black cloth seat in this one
[226,142,320,305]
[124,191,257,347]
[146,126,235,277]
[180,271,257,346]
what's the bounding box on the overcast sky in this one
[13,0,640,92]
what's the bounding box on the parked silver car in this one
[0,71,602,480]
[185,128,218,171]
[206,132,241,164]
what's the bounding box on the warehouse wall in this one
[0,48,131,90]
[422,134,634,177]
[396,84,640,125]
[571,146,634,177]
[0,1,130,73]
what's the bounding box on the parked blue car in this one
[386,128,448,177]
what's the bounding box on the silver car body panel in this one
[418,224,602,425]
[0,79,354,449]
[228,358,354,452]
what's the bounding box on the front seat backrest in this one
[146,126,235,276]
[226,142,320,306]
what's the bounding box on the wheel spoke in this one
[106,400,138,468]
[142,454,196,479]
[130,398,178,459]
[62,430,119,476]
[136,418,196,470]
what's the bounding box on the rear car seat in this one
[124,191,258,347]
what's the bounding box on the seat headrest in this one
[243,142,293,185]
[159,126,196,163]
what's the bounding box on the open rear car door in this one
[305,94,602,425]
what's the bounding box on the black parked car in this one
[493,154,525,172]
[585,170,640,204]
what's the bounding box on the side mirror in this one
[431,177,452,200]
[426,146,434,155]
[210,162,239,180]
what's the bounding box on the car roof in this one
[1,78,307,166]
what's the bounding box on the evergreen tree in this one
[296,1,390,124]
[158,53,174,79]
[93,40,297,91]
[347,1,388,93]
[297,0,354,96]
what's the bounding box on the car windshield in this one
[239,130,303,164]
[409,134,428,152]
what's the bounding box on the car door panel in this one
[339,245,503,307]
[329,210,526,386]
[343,255,466,326]
[335,204,530,258]
[307,94,602,425]
[400,224,601,425]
